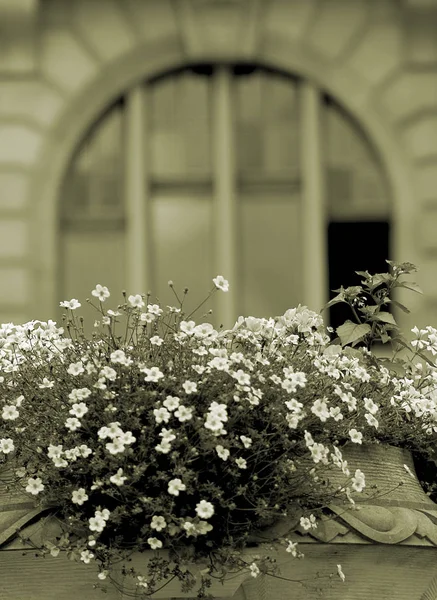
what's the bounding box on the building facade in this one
[0,0,437,332]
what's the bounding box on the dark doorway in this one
[327,221,390,332]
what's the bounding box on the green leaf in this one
[379,332,392,344]
[372,311,397,326]
[336,321,372,347]
[390,299,411,314]
[324,290,347,310]
[387,260,418,275]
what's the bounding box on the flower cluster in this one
[1,265,437,597]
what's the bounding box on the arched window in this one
[59,64,390,326]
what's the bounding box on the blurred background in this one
[0,0,436,332]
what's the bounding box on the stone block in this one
[265,0,318,41]
[404,117,437,161]
[346,20,402,85]
[39,28,99,94]
[306,0,369,61]
[0,220,26,258]
[73,0,136,63]
[124,0,178,43]
[380,72,437,122]
[0,125,42,165]
[0,80,64,128]
[0,171,28,210]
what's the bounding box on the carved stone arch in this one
[29,31,415,321]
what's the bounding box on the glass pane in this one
[239,190,302,318]
[62,100,124,220]
[149,70,211,180]
[324,100,390,220]
[59,230,126,330]
[149,194,216,319]
[235,69,300,179]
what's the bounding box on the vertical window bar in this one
[300,81,328,312]
[124,84,149,295]
[212,67,237,327]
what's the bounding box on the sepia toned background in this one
[0,0,436,333]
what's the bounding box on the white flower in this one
[159,428,176,443]
[68,387,92,402]
[300,514,317,530]
[65,417,81,431]
[204,414,225,432]
[109,468,127,486]
[155,441,171,453]
[364,397,379,415]
[150,335,163,346]
[99,367,117,381]
[213,275,229,292]
[151,516,167,532]
[98,422,123,439]
[168,478,186,496]
[80,550,94,564]
[39,378,55,389]
[147,537,163,550]
[121,431,136,445]
[285,540,299,556]
[179,321,195,337]
[195,500,214,519]
[147,304,163,316]
[348,429,363,444]
[143,367,164,382]
[78,444,92,458]
[0,438,14,454]
[183,521,197,536]
[163,396,180,411]
[232,369,250,386]
[216,445,230,460]
[72,488,89,505]
[25,477,44,495]
[89,514,108,533]
[351,469,366,492]
[153,407,171,424]
[67,362,84,376]
[140,312,155,323]
[60,299,81,310]
[110,349,127,364]
[174,405,193,422]
[2,405,19,420]
[137,575,148,588]
[105,439,126,454]
[69,403,88,418]
[182,380,197,394]
[98,571,109,581]
[235,457,247,469]
[240,435,252,448]
[91,284,110,301]
[208,401,228,422]
[364,413,379,428]
[128,294,145,308]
